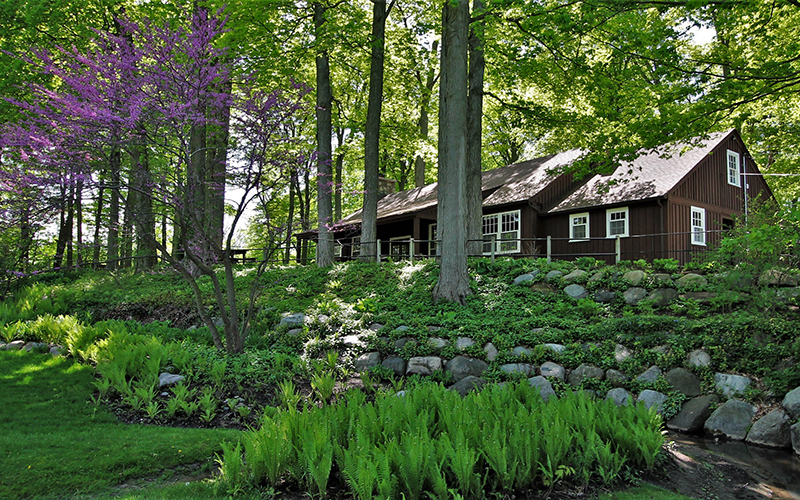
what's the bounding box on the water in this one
[669,431,800,499]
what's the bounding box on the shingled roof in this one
[548,130,733,213]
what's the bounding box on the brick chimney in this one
[378,175,396,198]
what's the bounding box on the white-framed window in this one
[482,210,520,254]
[727,150,741,187]
[389,235,411,258]
[351,236,361,257]
[569,212,590,241]
[606,207,629,238]
[428,224,439,256]
[334,242,342,258]
[691,206,706,246]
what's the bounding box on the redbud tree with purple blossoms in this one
[0,8,313,354]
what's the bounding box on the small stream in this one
[669,432,800,499]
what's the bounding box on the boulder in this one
[648,288,678,307]
[381,356,407,377]
[406,356,443,376]
[484,343,499,362]
[605,369,629,387]
[667,395,719,432]
[279,313,306,328]
[394,337,412,349]
[564,284,588,299]
[542,343,566,354]
[512,346,532,357]
[677,273,707,288]
[687,349,712,369]
[595,290,616,303]
[746,409,792,448]
[427,326,442,333]
[450,376,488,397]
[653,273,672,283]
[531,282,557,294]
[159,372,185,387]
[287,328,303,337]
[368,323,385,332]
[637,390,668,414]
[455,337,475,350]
[704,399,756,441]
[781,386,800,419]
[792,422,800,457]
[49,346,64,357]
[666,368,702,397]
[395,325,411,333]
[539,362,565,381]
[354,352,381,372]
[24,342,48,353]
[563,269,587,283]
[528,376,557,402]
[606,388,632,406]
[589,271,605,282]
[500,363,535,376]
[714,373,752,398]
[636,365,663,384]
[568,364,605,386]
[623,270,647,286]
[429,337,449,351]
[446,356,488,382]
[513,271,539,285]
[623,287,648,305]
[651,345,671,356]
[614,344,632,363]
[545,270,563,282]
[5,340,24,351]
[759,269,799,287]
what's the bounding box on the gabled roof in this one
[548,130,734,213]
[338,149,583,226]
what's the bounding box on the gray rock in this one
[666,368,702,397]
[455,337,475,350]
[369,323,385,332]
[667,395,719,432]
[528,376,557,402]
[652,345,671,356]
[714,373,752,398]
[429,337,449,351]
[354,352,381,372]
[427,325,442,333]
[677,273,707,288]
[450,376,488,397]
[781,386,800,419]
[568,364,605,386]
[636,365,663,384]
[500,363,535,376]
[545,270,563,282]
[589,271,605,282]
[563,269,587,283]
[5,340,24,351]
[680,292,718,304]
[542,343,566,354]
[531,282,557,294]
[637,390,668,414]
[623,287,648,305]
[0,342,5,350]
[648,288,678,307]
[687,349,712,369]
[406,356,443,376]
[279,313,306,328]
[394,337,411,349]
[623,270,647,286]
[484,343,499,362]
[513,272,537,285]
[606,388,632,406]
[395,326,411,333]
[24,342,48,353]
[653,273,672,283]
[746,409,792,448]
[446,356,488,382]
[539,362,565,381]
[564,284,588,299]
[759,269,799,287]
[381,356,407,377]
[704,399,756,441]
[614,344,632,363]
[595,290,616,303]
[287,328,303,337]
[792,422,800,457]
[605,369,629,388]
[512,346,532,357]
[159,372,185,387]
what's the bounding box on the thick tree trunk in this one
[65,182,75,267]
[92,180,105,269]
[107,147,121,270]
[130,142,157,271]
[362,0,392,262]
[415,40,438,189]
[188,122,207,256]
[334,127,346,222]
[433,0,471,305]
[121,184,133,268]
[206,79,230,250]
[285,171,296,264]
[466,0,485,257]
[315,2,334,268]
[54,186,68,269]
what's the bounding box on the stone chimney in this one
[378,175,396,198]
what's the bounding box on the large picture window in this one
[569,212,590,241]
[691,207,706,246]
[606,207,629,238]
[727,150,741,187]
[482,210,520,254]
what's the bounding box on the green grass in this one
[0,350,241,499]
[599,484,692,499]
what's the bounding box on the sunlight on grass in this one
[398,261,427,288]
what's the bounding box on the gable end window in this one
[691,206,706,246]
[727,150,741,187]
[569,212,590,241]
[606,207,629,238]
[482,210,521,254]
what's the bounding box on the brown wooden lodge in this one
[300,129,774,264]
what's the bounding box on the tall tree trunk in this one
[415,39,438,189]
[65,182,75,267]
[361,0,393,262]
[433,0,471,305]
[188,122,207,256]
[466,0,485,257]
[107,146,121,270]
[302,168,311,264]
[285,171,296,264]
[75,180,83,267]
[121,183,133,268]
[92,180,105,269]
[334,127,346,222]
[206,78,230,251]
[315,2,334,268]
[131,141,157,271]
[54,185,68,269]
